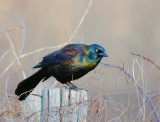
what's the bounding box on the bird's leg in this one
[66,82,72,87]
[66,82,87,91]
[69,82,78,89]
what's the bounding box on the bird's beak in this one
[99,52,109,57]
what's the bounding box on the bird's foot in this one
[65,82,87,91]
[70,86,87,91]
[78,88,88,91]
[70,85,79,91]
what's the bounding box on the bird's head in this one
[86,44,108,63]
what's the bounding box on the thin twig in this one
[20,43,68,58]
[4,77,13,121]
[0,26,24,33]
[68,0,93,43]
[131,52,160,70]
[0,61,14,79]
[0,50,10,63]
[101,61,159,122]
[0,23,26,79]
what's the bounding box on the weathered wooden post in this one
[41,87,88,122]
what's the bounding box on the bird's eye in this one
[96,49,102,53]
[96,49,99,53]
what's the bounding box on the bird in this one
[15,43,108,101]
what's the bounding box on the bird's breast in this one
[71,56,97,70]
[50,55,100,83]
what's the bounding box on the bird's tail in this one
[15,69,47,101]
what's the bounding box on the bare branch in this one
[68,0,93,43]
[0,50,10,63]
[0,23,26,79]
[101,61,159,122]
[131,52,160,70]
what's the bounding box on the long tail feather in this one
[15,69,47,101]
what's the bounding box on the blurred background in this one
[0,0,160,121]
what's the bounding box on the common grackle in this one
[15,43,108,101]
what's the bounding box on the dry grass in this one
[1,56,160,121]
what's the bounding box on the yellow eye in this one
[96,49,99,53]
[96,49,103,53]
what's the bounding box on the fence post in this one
[41,87,88,122]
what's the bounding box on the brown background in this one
[0,0,160,120]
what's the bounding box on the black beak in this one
[99,52,109,57]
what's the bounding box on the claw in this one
[70,86,87,91]
[70,85,78,91]
[66,82,87,91]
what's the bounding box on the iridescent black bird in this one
[15,44,108,101]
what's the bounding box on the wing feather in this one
[33,44,84,68]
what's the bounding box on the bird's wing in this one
[33,46,84,68]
